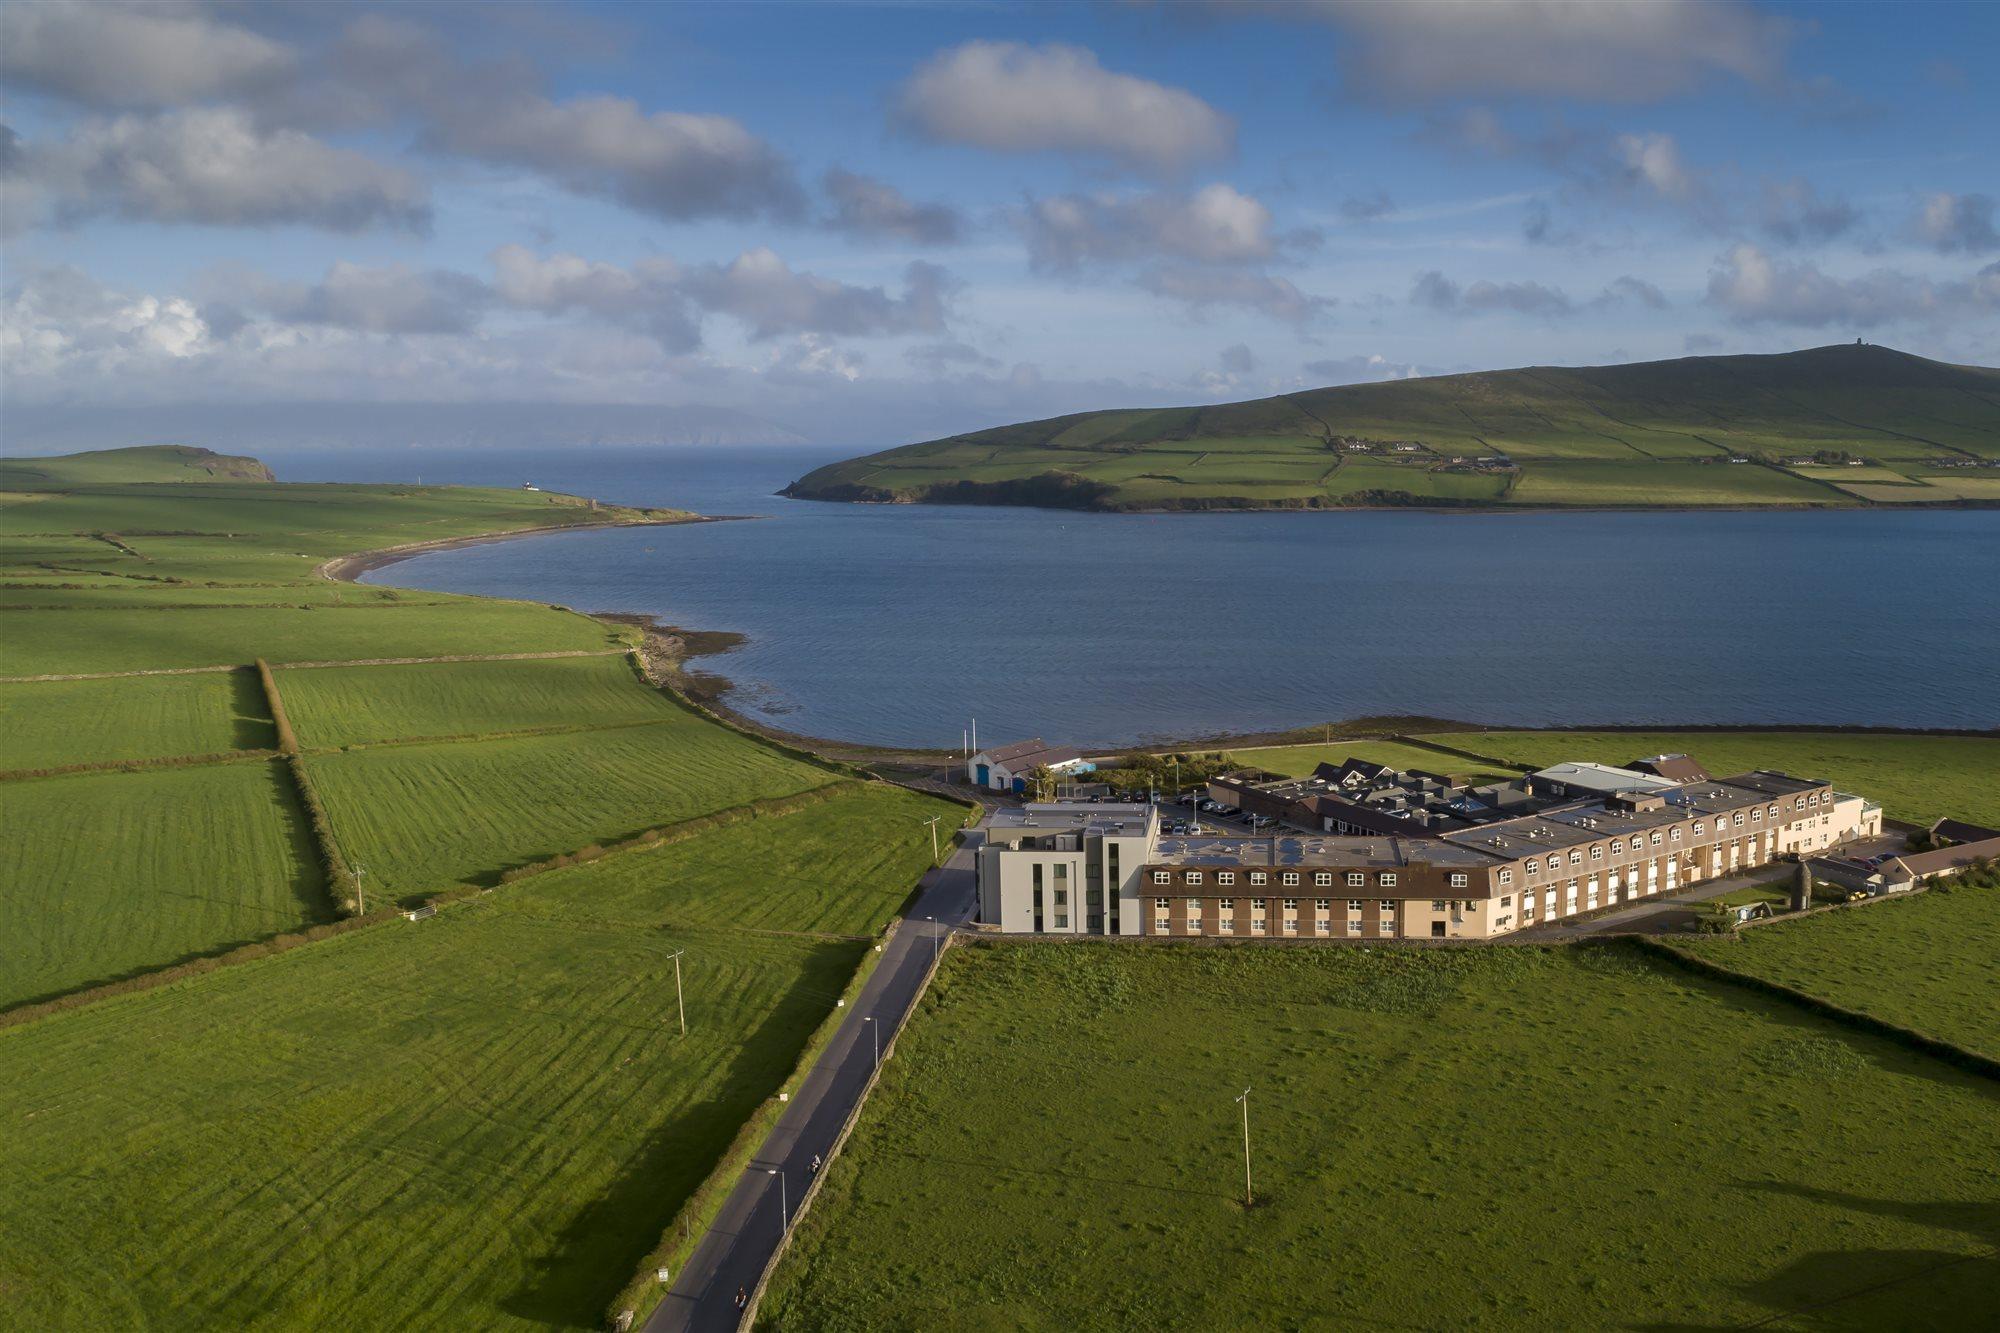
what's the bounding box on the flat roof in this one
[988,801,1156,836]
[1149,833,1502,869]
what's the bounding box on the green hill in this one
[786,344,2000,511]
[0,444,275,490]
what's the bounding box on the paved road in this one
[1515,867,1791,940]
[642,828,982,1332]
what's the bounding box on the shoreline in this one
[314,512,751,583]
[779,490,2000,519]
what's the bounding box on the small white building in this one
[967,738,1094,794]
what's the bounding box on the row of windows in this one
[1152,916,1392,937]
[1150,868,1411,888]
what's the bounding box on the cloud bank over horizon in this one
[2,0,1994,448]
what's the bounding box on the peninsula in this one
[785,343,2000,512]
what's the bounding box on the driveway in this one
[1515,867,1791,940]
[641,827,982,1332]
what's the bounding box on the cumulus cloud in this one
[428,92,805,223]
[897,41,1234,175]
[1,265,213,386]
[1138,266,1330,324]
[1758,178,1859,246]
[1600,275,1670,309]
[1412,270,1574,317]
[0,1,295,109]
[1302,353,1425,383]
[1221,0,1794,103]
[5,108,429,234]
[1020,184,1281,271]
[216,261,492,335]
[1912,192,1998,255]
[821,169,962,245]
[1613,131,1704,204]
[1706,244,1999,327]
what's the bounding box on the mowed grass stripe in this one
[0,761,327,1007]
[0,790,948,1330]
[307,722,839,900]
[0,669,275,769]
[762,942,2000,1331]
[278,655,679,748]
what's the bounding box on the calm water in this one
[273,446,2000,746]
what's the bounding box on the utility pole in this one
[666,949,686,1035]
[352,863,367,915]
[1234,1087,1253,1207]
[922,814,942,865]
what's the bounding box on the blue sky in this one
[3,0,1995,447]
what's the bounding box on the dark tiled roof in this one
[1932,817,2000,845]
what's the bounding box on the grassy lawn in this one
[1678,884,2000,1060]
[307,722,838,900]
[0,761,325,1007]
[279,655,678,748]
[763,941,2000,1331]
[1223,738,1516,784]
[1709,880,1794,909]
[1427,730,2000,828]
[0,788,944,1330]
[0,670,274,768]
[0,602,630,675]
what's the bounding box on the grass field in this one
[787,345,2000,511]
[762,941,2000,1330]
[1426,729,2000,827]
[0,788,947,1330]
[307,720,838,900]
[0,761,325,1007]
[1678,884,2000,1060]
[0,670,273,768]
[279,655,678,747]
[1223,738,1516,784]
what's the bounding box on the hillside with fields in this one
[786,343,2000,511]
[0,447,968,1329]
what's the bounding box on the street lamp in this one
[767,1167,787,1231]
[1234,1087,1253,1207]
[863,1015,878,1067]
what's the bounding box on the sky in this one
[2,0,1996,448]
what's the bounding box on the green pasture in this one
[0,670,272,769]
[279,655,677,748]
[763,941,2000,1331]
[1679,882,2000,1060]
[1222,738,1516,784]
[0,761,324,1007]
[1427,730,2000,828]
[307,722,837,900]
[1507,459,1843,506]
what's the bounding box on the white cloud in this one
[898,41,1234,175]
[1758,178,1859,246]
[1706,244,1999,327]
[1913,192,1998,255]
[0,1,295,109]
[1613,132,1703,203]
[821,169,962,245]
[1138,266,1330,324]
[6,108,429,234]
[428,92,805,222]
[1021,184,1281,270]
[1412,270,1574,317]
[1302,353,1425,383]
[1222,0,1795,103]
[215,261,490,335]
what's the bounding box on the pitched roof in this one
[1884,835,2000,879]
[979,738,1085,770]
[1629,753,1710,783]
[1931,817,2000,845]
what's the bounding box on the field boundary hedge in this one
[257,658,361,916]
[607,919,913,1329]
[1624,935,2000,1081]
[0,746,280,782]
[474,780,861,895]
[1392,733,1534,771]
[0,907,401,1027]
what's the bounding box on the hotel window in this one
[1379,873,1397,887]
[1590,846,1604,861]
[1153,870,1171,884]
[1527,861,1538,876]
[1155,898,1171,910]
[1693,822,1705,835]
[1670,827,1682,841]
[1750,809,1762,822]
[1282,872,1301,886]
[1186,871,1203,885]
[1347,920,1362,935]
[1610,839,1623,854]
[1546,855,1561,872]
[1379,900,1396,912]
[1450,873,1469,888]
[1569,850,1582,866]
[1217,871,1235,886]
[1768,804,1779,817]
[1219,899,1233,912]
[1431,899,1447,911]
[1346,872,1366,887]
[1498,869,1513,884]
[1314,899,1330,912]
[1315,872,1333,887]
[1500,895,1512,907]
[1733,813,1745,827]
[1650,832,1662,845]
[1218,917,1234,933]
[1249,871,1267,886]
[1348,899,1363,912]
[1054,889,1067,907]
